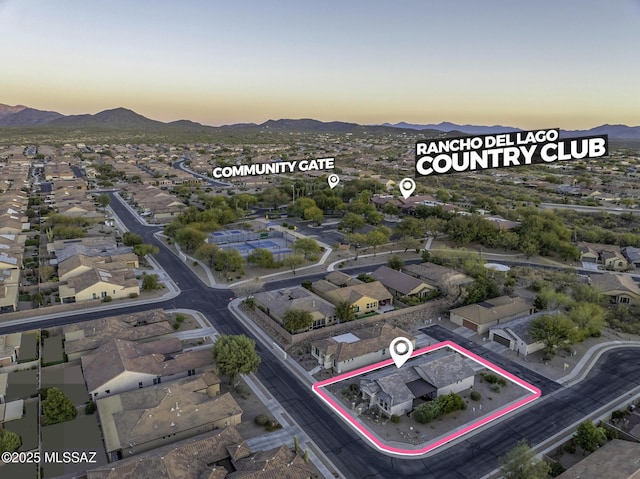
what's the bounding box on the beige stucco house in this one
[59,267,139,303]
[449,296,534,334]
[97,374,241,458]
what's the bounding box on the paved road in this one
[4,193,640,478]
[539,202,637,215]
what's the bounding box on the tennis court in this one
[218,236,292,258]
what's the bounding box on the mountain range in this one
[1,103,639,139]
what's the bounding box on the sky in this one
[1,0,639,129]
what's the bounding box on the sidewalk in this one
[228,298,345,479]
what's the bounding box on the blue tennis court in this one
[248,239,282,250]
[219,243,254,255]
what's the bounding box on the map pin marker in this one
[328,174,340,189]
[399,178,416,199]
[390,337,414,369]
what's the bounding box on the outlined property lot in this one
[312,341,541,456]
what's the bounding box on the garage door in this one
[462,319,477,332]
[493,333,511,347]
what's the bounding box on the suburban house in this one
[359,350,476,416]
[600,250,628,271]
[402,263,474,295]
[97,373,241,459]
[489,313,547,357]
[87,426,314,479]
[371,266,436,300]
[589,273,640,303]
[556,439,640,479]
[58,252,139,281]
[59,267,140,303]
[578,243,599,263]
[0,268,20,312]
[621,246,640,269]
[312,274,393,316]
[322,271,365,288]
[449,296,534,334]
[81,338,214,399]
[0,332,22,366]
[253,287,336,330]
[311,324,416,373]
[63,309,174,360]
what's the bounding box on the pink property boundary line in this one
[312,340,541,456]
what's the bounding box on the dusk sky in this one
[1,1,639,129]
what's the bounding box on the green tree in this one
[498,439,550,479]
[292,238,321,259]
[396,217,425,239]
[387,254,404,270]
[212,335,261,384]
[122,231,143,246]
[365,225,391,257]
[194,243,221,267]
[569,302,606,340]
[424,217,447,239]
[261,187,290,210]
[289,198,317,218]
[215,249,245,274]
[397,235,421,253]
[42,387,77,425]
[96,193,110,208]
[529,313,574,357]
[282,308,313,333]
[0,429,21,453]
[335,300,355,323]
[571,284,604,304]
[283,254,305,274]
[133,243,159,257]
[574,420,607,453]
[304,205,324,225]
[344,232,368,260]
[463,276,500,304]
[175,227,207,252]
[339,212,366,233]
[247,248,276,268]
[533,288,574,311]
[141,273,160,290]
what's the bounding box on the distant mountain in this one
[0,103,28,120]
[383,121,521,135]
[0,107,64,126]
[562,124,640,140]
[1,102,639,139]
[49,107,165,129]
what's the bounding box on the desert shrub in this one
[482,373,507,386]
[254,414,270,426]
[85,401,97,415]
[470,391,482,401]
[390,414,400,424]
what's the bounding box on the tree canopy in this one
[499,440,550,479]
[42,387,77,425]
[0,429,21,453]
[212,335,261,383]
[529,313,574,356]
[574,420,607,453]
[282,309,313,333]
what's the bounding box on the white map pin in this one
[399,178,416,199]
[390,337,414,368]
[328,174,340,189]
